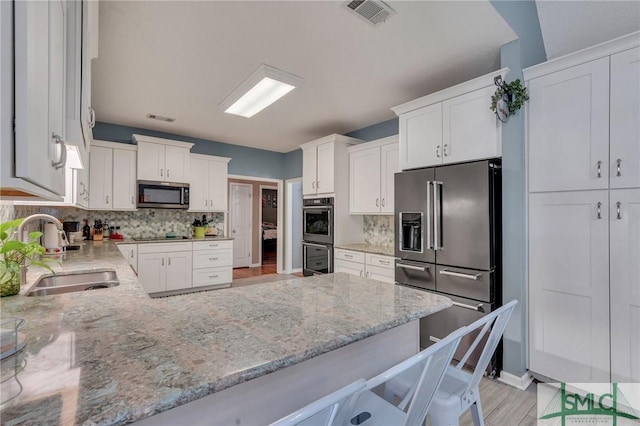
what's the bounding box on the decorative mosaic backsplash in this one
[363,215,394,247]
[9,204,225,239]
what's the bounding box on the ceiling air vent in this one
[147,114,175,123]
[343,0,396,26]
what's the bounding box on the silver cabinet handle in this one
[312,181,315,189]
[396,263,427,272]
[316,181,320,189]
[439,269,482,280]
[359,270,363,277]
[381,198,385,207]
[161,258,164,266]
[160,169,163,177]
[130,250,134,259]
[426,181,433,250]
[429,336,441,343]
[168,257,171,266]
[51,133,67,169]
[597,161,602,178]
[452,301,485,313]
[209,257,219,261]
[209,275,219,279]
[597,202,602,219]
[131,196,134,205]
[376,198,379,207]
[366,271,370,278]
[344,254,353,259]
[167,169,170,178]
[88,107,96,129]
[105,195,109,204]
[210,200,213,207]
[209,244,219,247]
[616,159,622,177]
[379,260,390,265]
[617,201,622,220]
[436,145,441,158]
[205,199,208,206]
[443,144,449,157]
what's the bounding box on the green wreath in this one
[490,78,529,119]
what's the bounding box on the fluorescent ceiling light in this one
[66,145,84,169]
[219,64,303,118]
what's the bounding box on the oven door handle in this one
[452,301,485,313]
[303,242,329,249]
[396,263,428,272]
[303,206,332,209]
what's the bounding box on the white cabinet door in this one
[528,58,610,192]
[316,142,335,195]
[112,149,136,210]
[189,157,208,211]
[89,146,112,209]
[165,251,192,291]
[380,143,399,214]
[334,259,364,277]
[610,188,640,383]
[165,145,190,183]
[137,141,165,181]
[399,103,442,170]
[117,243,138,273]
[80,0,98,151]
[349,147,381,214]
[529,191,610,382]
[365,264,394,284]
[442,86,499,164]
[610,48,640,189]
[209,160,228,211]
[14,0,66,195]
[302,147,317,195]
[137,253,166,294]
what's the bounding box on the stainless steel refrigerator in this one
[394,159,502,375]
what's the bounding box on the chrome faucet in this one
[16,214,68,248]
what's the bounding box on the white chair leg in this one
[469,399,485,426]
[429,409,461,426]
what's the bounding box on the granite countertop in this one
[0,241,450,425]
[335,243,395,257]
[112,235,234,244]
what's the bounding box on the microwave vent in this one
[343,0,396,26]
[147,114,176,123]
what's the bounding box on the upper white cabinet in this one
[89,141,137,211]
[392,68,507,170]
[300,134,362,197]
[189,154,231,212]
[80,0,99,150]
[349,136,399,214]
[134,134,194,183]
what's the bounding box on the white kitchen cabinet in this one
[89,146,112,209]
[300,134,362,197]
[90,141,136,211]
[528,58,610,193]
[349,136,399,215]
[188,154,231,212]
[192,240,233,289]
[137,242,193,295]
[117,243,138,273]
[135,135,193,183]
[334,249,395,283]
[79,0,98,151]
[609,188,640,383]
[392,68,507,171]
[528,191,610,383]
[610,48,640,189]
[13,0,66,196]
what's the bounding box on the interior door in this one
[230,183,252,268]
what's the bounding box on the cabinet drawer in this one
[193,250,232,269]
[192,266,232,288]
[138,242,192,254]
[365,253,395,269]
[334,259,364,277]
[334,249,365,263]
[365,264,395,284]
[193,240,233,251]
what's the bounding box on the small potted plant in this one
[0,219,54,297]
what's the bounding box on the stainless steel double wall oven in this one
[395,159,502,376]
[302,197,334,276]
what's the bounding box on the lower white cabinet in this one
[334,249,395,283]
[137,242,193,295]
[116,243,138,273]
[192,240,233,289]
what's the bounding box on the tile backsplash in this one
[363,215,394,247]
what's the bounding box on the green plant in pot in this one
[0,219,54,297]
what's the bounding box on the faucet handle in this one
[58,230,69,248]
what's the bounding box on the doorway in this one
[229,183,252,268]
[260,185,278,266]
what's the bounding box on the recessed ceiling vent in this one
[343,0,396,26]
[147,114,175,123]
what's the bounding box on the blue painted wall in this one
[346,118,399,142]
[283,149,303,180]
[490,0,546,377]
[93,122,287,180]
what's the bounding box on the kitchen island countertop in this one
[0,241,450,425]
[335,243,395,257]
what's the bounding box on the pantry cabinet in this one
[525,33,640,384]
[134,135,194,183]
[89,141,136,211]
[137,242,193,295]
[392,69,507,171]
[188,154,231,212]
[349,136,399,214]
[334,249,395,284]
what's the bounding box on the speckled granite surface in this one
[115,235,234,244]
[0,241,450,425]
[335,243,395,257]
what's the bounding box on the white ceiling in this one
[93,1,516,153]
[536,1,640,59]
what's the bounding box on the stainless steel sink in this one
[27,270,120,297]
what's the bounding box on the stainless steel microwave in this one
[137,180,189,209]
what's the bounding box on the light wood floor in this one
[232,264,277,279]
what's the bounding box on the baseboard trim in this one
[498,370,534,390]
[250,262,261,267]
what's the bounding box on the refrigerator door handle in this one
[439,269,482,281]
[426,181,433,250]
[433,181,442,250]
